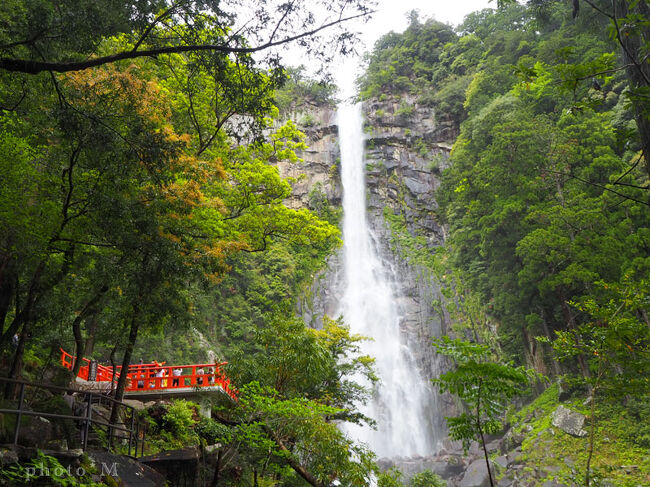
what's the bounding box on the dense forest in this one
[1,0,649,486]
[361,0,649,371]
[359,1,649,485]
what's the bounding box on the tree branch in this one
[546,169,650,207]
[261,425,326,487]
[131,5,178,52]
[0,11,373,75]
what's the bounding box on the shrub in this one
[410,470,446,487]
[162,400,198,437]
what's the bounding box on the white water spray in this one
[337,102,436,458]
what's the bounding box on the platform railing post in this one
[140,422,147,457]
[12,381,25,445]
[83,392,92,451]
[128,408,135,457]
[133,420,140,457]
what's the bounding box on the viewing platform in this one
[60,349,237,401]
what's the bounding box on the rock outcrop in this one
[276,106,341,210]
[283,94,462,475]
[459,459,494,487]
[551,405,588,437]
[286,94,454,374]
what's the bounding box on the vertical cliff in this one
[279,92,460,446]
[363,94,451,373]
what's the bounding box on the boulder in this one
[507,447,523,466]
[551,405,587,437]
[0,446,19,466]
[493,455,508,470]
[460,459,494,487]
[17,415,55,448]
[123,399,146,411]
[139,446,200,487]
[484,439,501,453]
[88,450,165,487]
[499,428,525,453]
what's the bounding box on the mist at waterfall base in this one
[337,103,439,459]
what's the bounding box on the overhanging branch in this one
[0,11,373,75]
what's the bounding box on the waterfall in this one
[337,102,437,458]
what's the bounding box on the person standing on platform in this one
[153,362,164,388]
[172,367,182,387]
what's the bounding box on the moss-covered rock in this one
[496,385,650,486]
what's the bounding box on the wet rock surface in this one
[551,405,588,437]
[291,96,454,394]
[90,450,166,487]
[459,459,494,487]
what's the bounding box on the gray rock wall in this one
[282,95,459,459]
[362,94,453,377]
[276,106,341,210]
[286,95,456,367]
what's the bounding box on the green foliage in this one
[538,277,650,483]
[274,66,336,113]
[544,277,650,395]
[505,383,650,486]
[395,101,414,117]
[439,81,649,362]
[359,17,457,100]
[0,29,341,392]
[0,450,103,486]
[376,468,446,487]
[298,113,316,127]
[194,416,232,445]
[229,315,376,425]
[409,470,447,487]
[433,337,537,452]
[162,400,198,438]
[377,468,404,487]
[214,382,377,486]
[308,183,342,226]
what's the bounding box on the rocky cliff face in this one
[284,94,454,372]
[280,94,461,469]
[362,94,452,378]
[276,105,341,210]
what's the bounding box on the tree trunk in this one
[71,314,84,380]
[262,425,325,487]
[210,449,223,487]
[109,303,141,427]
[3,320,29,398]
[540,308,562,376]
[476,378,495,487]
[70,286,108,381]
[613,0,650,178]
[83,314,100,358]
[0,256,16,334]
[585,386,597,487]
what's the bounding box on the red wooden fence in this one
[61,349,236,399]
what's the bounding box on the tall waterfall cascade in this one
[337,102,439,458]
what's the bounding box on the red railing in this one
[60,349,236,399]
[60,349,114,382]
